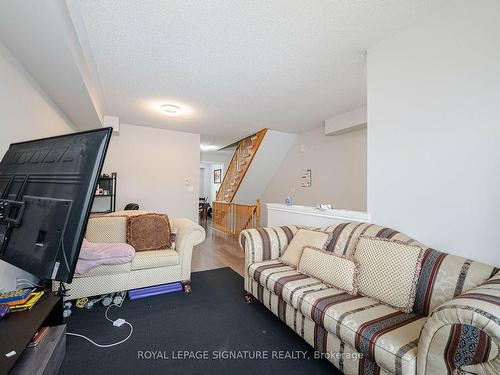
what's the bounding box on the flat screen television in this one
[0,128,112,283]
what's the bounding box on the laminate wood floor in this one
[191,219,245,276]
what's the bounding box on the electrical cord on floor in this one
[66,298,133,348]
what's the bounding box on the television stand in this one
[0,293,64,375]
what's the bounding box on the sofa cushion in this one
[298,246,358,295]
[280,228,329,267]
[74,262,131,278]
[354,236,424,313]
[131,249,180,270]
[297,287,426,374]
[322,222,499,315]
[248,260,328,308]
[412,248,498,315]
[323,222,415,256]
[249,259,426,374]
[86,215,127,243]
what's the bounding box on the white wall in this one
[367,0,500,266]
[261,126,367,226]
[325,106,367,135]
[103,124,200,222]
[200,150,232,172]
[200,161,223,204]
[0,42,75,290]
[199,167,208,198]
[0,44,75,155]
[234,130,297,206]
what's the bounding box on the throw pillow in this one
[298,246,358,295]
[126,213,172,251]
[354,236,424,313]
[280,228,329,267]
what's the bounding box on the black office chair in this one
[124,203,139,210]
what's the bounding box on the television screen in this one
[0,128,112,283]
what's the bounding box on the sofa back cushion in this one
[280,228,329,267]
[412,249,497,314]
[324,222,498,314]
[354,236,424,313]
[86,215,127,243]
[298,246,358,295]
[323,222,414,256]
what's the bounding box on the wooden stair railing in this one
[212,200,260,235]
[216,129,267,203]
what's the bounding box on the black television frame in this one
[0,127,112,283]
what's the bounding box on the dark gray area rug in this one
[59,267,341,375]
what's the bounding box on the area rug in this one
[59,267,340,375]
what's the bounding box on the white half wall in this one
[102,123,200,222]
[367,0,500,266]
[0,42,75,290]
[261,126,367,226]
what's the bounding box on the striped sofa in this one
[240,223,500,375]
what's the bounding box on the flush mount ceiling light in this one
[200,144,219,151]
[161,104,181,115]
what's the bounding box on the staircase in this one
[216,129,267,203]
[212,128,296,235]
[212,129,266,234]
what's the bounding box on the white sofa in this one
[54,211,205,300]
[240,223,500,375]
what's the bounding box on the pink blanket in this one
[76,239,135,274]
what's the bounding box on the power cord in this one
[66,297,133,348]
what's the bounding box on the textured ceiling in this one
[75,0,447,146]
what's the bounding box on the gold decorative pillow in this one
[298,246,358,295]
[126,213,172,251]
[354,236,424,313]
[279,228,329,267]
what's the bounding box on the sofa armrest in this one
[417,272,500,375]
[239,226,298,267]
[171,218,206,280]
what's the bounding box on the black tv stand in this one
[0,293,64,375]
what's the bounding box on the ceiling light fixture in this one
[200,144,219,151]
[161,104,181,115]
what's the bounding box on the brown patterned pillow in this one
[126,213,172,251]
